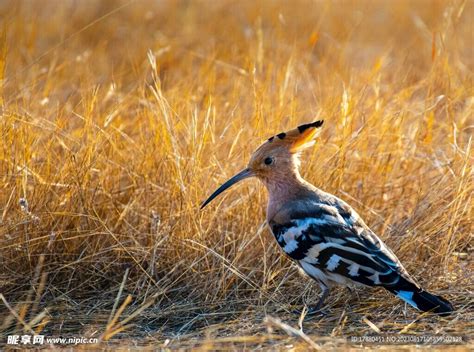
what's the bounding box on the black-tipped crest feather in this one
[268,120,324,142]
[297,120,324,133]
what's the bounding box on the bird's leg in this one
[306,287,330,316]
[294,286,330,317]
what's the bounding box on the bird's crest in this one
[266,120,324,153]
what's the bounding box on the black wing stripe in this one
[344,264,381,286]
[344,234,400,269]
[317,246,388,273]
[378,270,401,286]
[286,232,316,260]
[342,236,372,252]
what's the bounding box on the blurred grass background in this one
[0,0,472,349]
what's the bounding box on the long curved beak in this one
[200,168,254,209]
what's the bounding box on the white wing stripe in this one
[326,254,342,271]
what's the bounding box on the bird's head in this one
[200,120,324,209]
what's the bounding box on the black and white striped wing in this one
[269,202,413,289]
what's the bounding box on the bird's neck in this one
[263,168,313,220]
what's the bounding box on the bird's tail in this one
[386,277,453,315]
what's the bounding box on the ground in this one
[0,0,473,350]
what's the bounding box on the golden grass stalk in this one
[0,0,472,348]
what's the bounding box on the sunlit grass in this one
[0,0,472,348]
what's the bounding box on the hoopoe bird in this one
[201,121,454,315]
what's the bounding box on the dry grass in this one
[0,0,473,350]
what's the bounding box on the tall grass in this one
[0,0,472,348]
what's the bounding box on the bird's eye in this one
[264,157,274,166]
